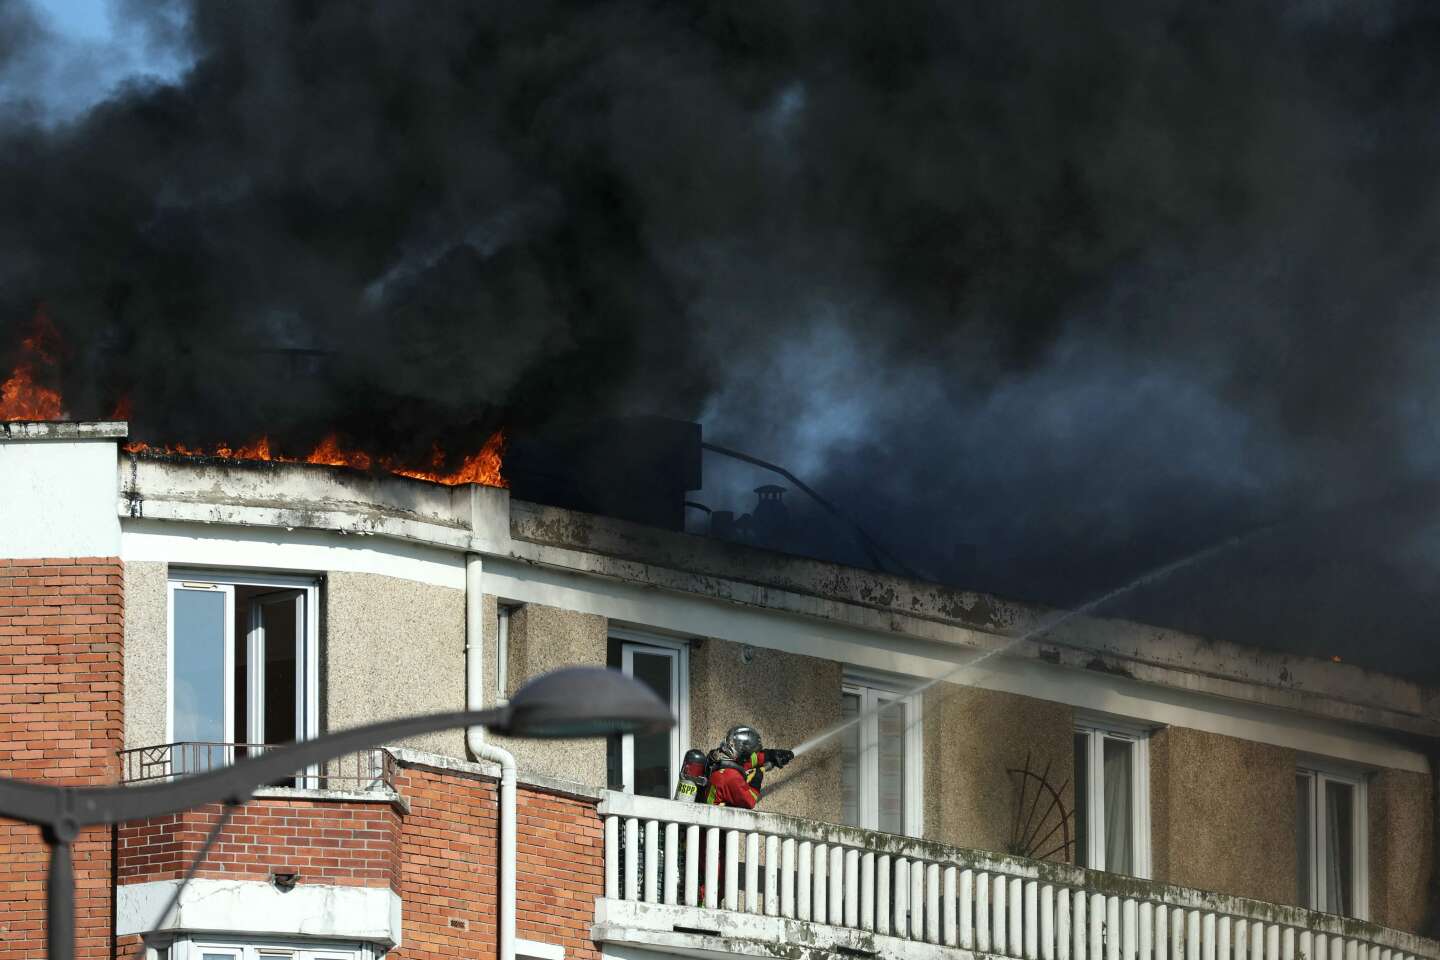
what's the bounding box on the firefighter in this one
[696,725,795,907]
[703,725,794,809]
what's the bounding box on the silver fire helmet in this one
[723,725,763,758]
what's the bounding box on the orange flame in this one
[0,309,66,421]
[121,430,507,488]
[6,313,504,487]
[305,433,374,470]
[389,433,506,486]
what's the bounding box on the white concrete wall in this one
[116,878,403,947]
[118,513,1432,775]
[0,435,120,559]
[482,556,1431,773]
[121,518,465,588]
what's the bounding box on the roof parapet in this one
[1,420,128,441]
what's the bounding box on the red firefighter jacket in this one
[704,751,774,809]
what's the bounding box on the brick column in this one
[0,557,124,960]
[391,765,605,960]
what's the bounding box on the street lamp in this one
[0,666,673,960]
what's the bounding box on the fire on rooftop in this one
[0,309,506,488]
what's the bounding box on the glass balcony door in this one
[168,575,317,777]
[170,583,235,771]
[612,634,688,798]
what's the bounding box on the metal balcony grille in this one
[118,742,395,793]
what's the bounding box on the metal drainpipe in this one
[466,553,517,960]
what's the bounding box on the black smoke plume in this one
[4,1,1440,674]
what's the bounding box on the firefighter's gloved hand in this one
[769,749,795,768]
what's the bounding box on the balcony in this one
[117,742,396,794]
[595,792,1438,960]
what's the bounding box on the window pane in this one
[840,692,861,827]
[630,651,674,798]
[1296,774,1313,907]
[876,697,906,834]
[174,589,227,748]
[1073,733,1089,867]
[1324,780,1355,916]
[260,596,300,745]
[605,639,623,790]
[1102,737,1133,874]
[234,602,247,746]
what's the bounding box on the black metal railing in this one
[117,742,396,793]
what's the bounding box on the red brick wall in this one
[514,788,604,958]
[114,766,605,960]
[0,555,607,958]
[118,799,401,887]
[390,765,604,960]
[0,557,124,960]
[390,766,499,957]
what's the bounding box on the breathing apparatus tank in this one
[673,748,710,803]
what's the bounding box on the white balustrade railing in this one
[598,791,1438,960]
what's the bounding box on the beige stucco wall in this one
[1369,767,1434,934]
[1150,726,1297,905]
[688,638,844,824]
[487,600,609,785]
[324,571,466,757]
[923,684,1074,859]
[123,560,169,750]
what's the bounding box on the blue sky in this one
[32,0,112,40]
[8,0,189,122]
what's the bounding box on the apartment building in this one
[0,420,1436,960]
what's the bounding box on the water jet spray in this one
[785,521,1275,763]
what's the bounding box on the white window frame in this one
[166,571,321,750]
[1297,761,1369,920]
[842,673,924,836]
[611,628,689,796]
[1074,716,1151,878]
[153,935,377,960]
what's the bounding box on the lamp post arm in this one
[0,706,511,830]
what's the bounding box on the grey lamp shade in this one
[496,666,675,738]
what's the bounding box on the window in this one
[840,677,923,835]
[168,573,319,773]
[149,938,376,960]
[1073,720,1150,877]
[606,631,689,798]
[1297,766,1368,919]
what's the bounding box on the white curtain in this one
[1103,738,1133,874]
[876,698,907,834]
